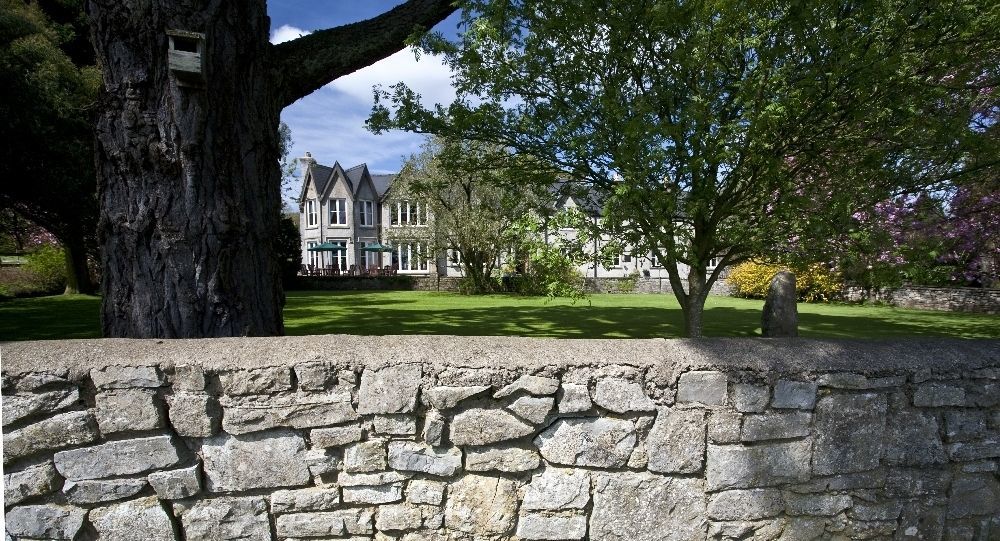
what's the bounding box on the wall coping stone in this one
[2,336,997,379]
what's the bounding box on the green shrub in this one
[23,245,67,293]
[727,261,842,302]
[509,248,588,300]
[618,270,641,293]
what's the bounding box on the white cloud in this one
[270,24,311,44]
[327,49,456,108]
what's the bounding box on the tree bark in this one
[62,230,94,295]
[87,0,457,338]
[682,264,709,338]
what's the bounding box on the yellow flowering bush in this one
[727,261,843,302]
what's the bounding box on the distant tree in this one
[0,0,100,294]
[389,136,555,293]
[371,0,1000,336]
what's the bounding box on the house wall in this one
[3,337,998,540]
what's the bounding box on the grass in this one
[1,291,997,342]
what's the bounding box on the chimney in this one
[298,151,316,174]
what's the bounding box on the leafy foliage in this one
[370,0,1000,335]
[727,261,843,303]
[275,216,302,287]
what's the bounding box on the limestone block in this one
[406,479,446,505]
[421,385,490,409]
[707,411,742,444]
[311,424,364,448]
[944,411,987,442]
[947,440,1000,461]
[647,408,706,474]
[788,469,886,493]
[812,393,887,475]
[522,467,590,511]
[387,441,462,476]
[62,478,146,504]
[3,461,61,506]
[730,383,769,413]
[91,365,164,389]
[376,503,424,531]
[465,446,540,472]
[897,502,945,541]
[849,500,903,522]
[338,471,410,486]
[2,387,79,426]
[884,410,947,466]
[966,381,1000,407]
[495,374,560,398]
[342,482,404,504]
[771,380,817,410]
[740,412,811,442]
[95,389,163,433]
[884,468,952,497]
[592,378,656,413]
[200,430,310,492]
[358,364,421,414]
[148,463,201,499]
[14,371,69,391]
[508,396,555,423]
[451,407,535,446]
[218,366,291,395]
[221,390,358,435]
[705,441,812,491]
[947,474,1000,519]
[53,435,181,481]
[344,439,387,472]
[3,410,98,464]
[676,371,728,406]
[178,496,271,541]
[445,475,519,535]
[276,512,351,537]
[761,270,798,337]
[535,417,636,468]
[706,488,784,521]
[517,514,588,540]
[166,393,220,437]
[590,472,706,541]
[558,383,592,413]
[374,414,417,436]
[271,486,341,513]
[423,409,445,446]
[295,361,337,390]
[89,496,176,540]
[783,493,852,516]
[913,382,966,407]
[171,364,205,391]
[4,504,86,540]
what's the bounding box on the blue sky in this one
[268,1,463,186]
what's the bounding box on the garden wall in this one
[2,337,999,540]
[585,277,734,296]
[291,276,462,292]
[843,286,1000,314]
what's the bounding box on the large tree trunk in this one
[89,1,283,337]
[62,229,94,295]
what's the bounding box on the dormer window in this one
[306,200,318,227]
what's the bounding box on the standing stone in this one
[451,408,535,446]
[148,464,202,499]
[200,430,310,492]
[592,379,656,413]
[3,461,61,506]
[445,475,519,536]
[387,441,462,476]
[89,496,176,540]
[590,472,706,541]
[812,393,887,475]
[4,504,86,540]
[53,435,181,480]
[535,418,636,468]
[177,497,271,541]
[358,364,422,415]
[646,408,706,474]
[761,270,798,337]
[676,371,728,406]
[522,468,591,510]
[4,410,99,464]
[95,389,163,433]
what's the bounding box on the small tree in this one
[389,136,555,293]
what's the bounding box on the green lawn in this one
[0,291,997,342]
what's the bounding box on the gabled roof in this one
[299,156,398,203]
[370,174,396,199]
[344,164,366,196]
[298,162,334,205]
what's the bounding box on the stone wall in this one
[843,286,1000,314]
[2,337,999,540]
[292,276,462,292]
[585,277,734,296]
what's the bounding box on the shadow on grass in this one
[0,295,102,341]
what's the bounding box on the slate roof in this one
[370,174,396,199]
[344,163,366,195]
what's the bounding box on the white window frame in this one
[449,248,462,266]
[395,242,428,271]
[359,200,374,227]
[306,200,318,227]
[329,199,347,225]
[332,241,348,270]
[306,241,319,266]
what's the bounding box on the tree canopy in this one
[370,0,1000,336]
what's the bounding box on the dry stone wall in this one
[2,337,999,540]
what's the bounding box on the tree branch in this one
[272,0,458,107]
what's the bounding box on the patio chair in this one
[299,264,309,276]
[348,264,357,276]
[331,266,340,276]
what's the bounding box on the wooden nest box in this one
[167,29,205,86]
